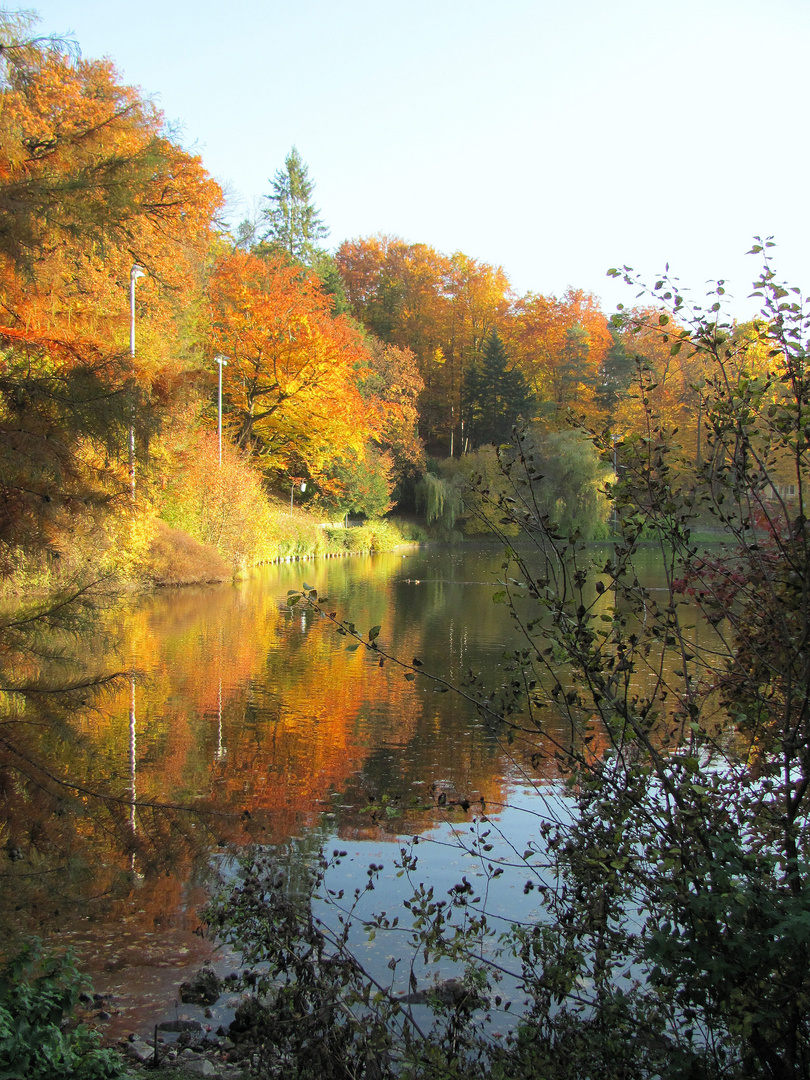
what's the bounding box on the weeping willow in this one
[415,472,463,529]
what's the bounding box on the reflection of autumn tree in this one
[89,555,538,851]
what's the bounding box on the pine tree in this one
[261,147,329,265]
[463,329,535,446]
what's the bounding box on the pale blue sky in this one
[25,0,810,318]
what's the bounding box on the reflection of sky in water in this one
[214,782,575,1035]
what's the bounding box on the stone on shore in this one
[179,967,222,1006]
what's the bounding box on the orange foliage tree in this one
[506,287,612,429]
[336,236,512,454]
[206,250,386,503]
[0,43,221,354]
[361,339,425,495]
[0,21,223,549]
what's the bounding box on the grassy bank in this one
[141,510,425,586]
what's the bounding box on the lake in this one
[14,542,673,1036]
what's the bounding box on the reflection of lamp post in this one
[129,264,145,502]
[129,675,137,851]
[290,477,306,514]
[215,356,228,466]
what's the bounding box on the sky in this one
[24,0,810,319]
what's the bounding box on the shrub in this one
[139,518,231,585]
[0,942,123,1080]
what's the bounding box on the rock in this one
[179,966,222,1005]
[397,977,489,1009]
[183,1059,217,1077]
[125,1038,156,1064]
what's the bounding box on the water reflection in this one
[8,544,679,1033]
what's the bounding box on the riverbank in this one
[142,513,427,586]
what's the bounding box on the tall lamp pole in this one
[290,477,306,514]
[215,356,228,466]
[127,264,145,866]
[129,264,145,501]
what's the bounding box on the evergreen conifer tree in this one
[464,328,535,446]
[261,147,329,265]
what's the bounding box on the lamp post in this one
[290,477,306,514]
[129,264,145,502]
[215,356,228,466]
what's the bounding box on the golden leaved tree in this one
[206,250,385,503]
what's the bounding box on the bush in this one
[322,518,409,552]
[0,942,123,1080]
[157,431,283,566]
[140,518,231,585]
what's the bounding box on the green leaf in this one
[368,625,381,642]
[346,643,361,652]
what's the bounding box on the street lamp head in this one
[214,355,229,367]
[131,264,146,281]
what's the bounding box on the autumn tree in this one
[261,147,329,265]
[0,21,220,318]
[507,288,611,428]
[206,249,385,500]
[595,324,637,421]
[336,236,512,454]
[0,9,224,532]
[609,308,716,471]
[360,339,426,499]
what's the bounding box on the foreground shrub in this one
[0,942,123,1080]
